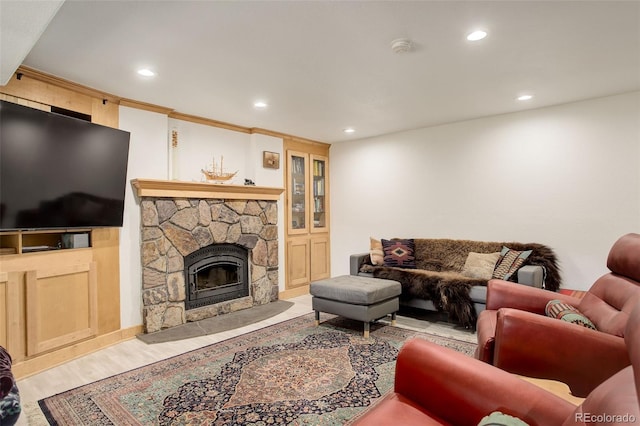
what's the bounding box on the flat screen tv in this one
[0,100,131,231]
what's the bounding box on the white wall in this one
[169,119,248,184]
[118,106,169,328]
[117,111,284,328]
[330,92,640,291]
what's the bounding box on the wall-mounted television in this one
[0,100,131,231]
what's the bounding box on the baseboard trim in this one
[279,285,309,299]
[13,325,144,380]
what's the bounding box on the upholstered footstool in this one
[310,275,402,338]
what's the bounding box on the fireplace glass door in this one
[185,244,249,310]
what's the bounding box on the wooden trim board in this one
[131,179,284,200]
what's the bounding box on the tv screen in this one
[0,100,131,231]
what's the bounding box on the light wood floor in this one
[16,294,476,425]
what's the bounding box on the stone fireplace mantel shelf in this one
[131,179,284,201]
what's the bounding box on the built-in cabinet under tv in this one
[0,228,121,377]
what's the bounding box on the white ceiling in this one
[4,1,640,143]
[0,0,64,87]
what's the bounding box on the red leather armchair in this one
[476,233,640,397]
[353,302,640,426]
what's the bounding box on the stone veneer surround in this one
[140,197,279,333]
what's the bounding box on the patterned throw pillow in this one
[461,252,502,280]
[369,237,384,265]
[0,384,20,424]
[381,238,416,269]
[545,299,597,330]
[492,246,532,281]
[478,411,529,426]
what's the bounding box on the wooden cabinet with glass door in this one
[288,151,309,234]
[311,154,329,232]
[284,140,330,295]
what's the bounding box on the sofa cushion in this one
[492,247,532,281]
[545,299,597,330]
[382,238,417,269]
[461,252,501,280]
[369,237,384,265]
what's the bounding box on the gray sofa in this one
[349,238,561,327]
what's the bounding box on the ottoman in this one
[310,275,402,338]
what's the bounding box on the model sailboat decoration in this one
[201,155,238,183]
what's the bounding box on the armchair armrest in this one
[486,279,580,314]
[392,338,574,425]
[493,308,630,397]
[350,252,370,275]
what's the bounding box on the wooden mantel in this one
[131,179,284,200]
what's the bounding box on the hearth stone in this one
[140,198,279,333]
[186,296,254,322]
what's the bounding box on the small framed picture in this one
[263,151,280,169]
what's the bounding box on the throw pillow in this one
[381,238,416,269]
[369,237,384,265]
[0,384,20,424]
[492,246,532,281]
[478,411,529,426]
[545,299,597,330]
[461,252,501,280]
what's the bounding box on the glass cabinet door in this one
[311,154,328,232]
[288,151,308,234]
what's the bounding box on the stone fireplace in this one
[133,179,284,333]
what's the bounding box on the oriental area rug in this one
[39,313,476,426]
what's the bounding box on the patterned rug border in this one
[38,312,477,425]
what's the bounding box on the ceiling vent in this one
[390,38,412,54]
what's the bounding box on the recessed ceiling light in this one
[344,128,355,134]
[517,94,534,101]
[467,30,487,41]
[137,68,155,77]
[253,101,268,109]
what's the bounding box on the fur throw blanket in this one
[362,239,561,328]
[370,267,483,328]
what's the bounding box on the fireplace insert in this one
[184,243,249,310]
